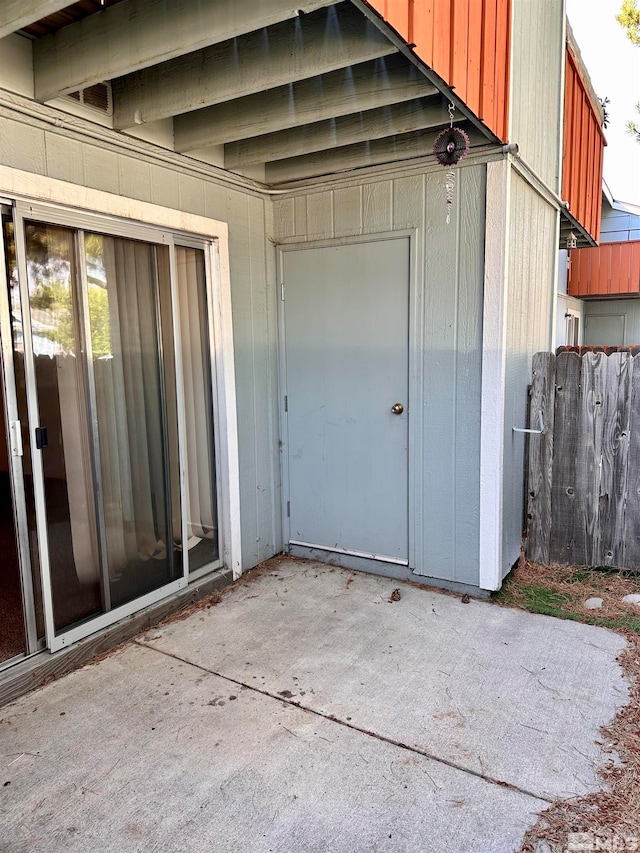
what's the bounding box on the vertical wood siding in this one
[274,164,487,586]
[365,0,511,141]
[503,172,556,575]
[562,47,605,243]
[509,0,564,191]
[0,113,281,572]
[569,241,640,297]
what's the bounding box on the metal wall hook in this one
[513,411,544,435]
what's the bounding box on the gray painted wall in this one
[509,0,564,193]
[600,197,640,243]
[273,164,486,587]
[583,299,640,345]
[503,171,557,576]
[0,107,281,571]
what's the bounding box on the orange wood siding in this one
[569,241,640,298]
[364,0,511,141]
[562,47,606,243]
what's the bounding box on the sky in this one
[565,0,640,206]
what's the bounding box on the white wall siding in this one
[509,0,564,192]
[273,164,486,586]
[0,107,282,571]
[503,172,557,575]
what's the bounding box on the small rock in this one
[622,594,640,607]
[584,597,604,610]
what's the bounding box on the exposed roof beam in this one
[0,1,71,38]
[174,55,437,152]
[265,125,483,183]
[225,97,454,168]
[113,5,395,129]
[33,0,341,102]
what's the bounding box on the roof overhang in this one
[3,0,498,185]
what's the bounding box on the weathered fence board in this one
[599,353,631,566]
[526,350,640,570]
[526,352,555,563]
[548,352,580,564]
[577,352,605,565]
[623,353,640,567]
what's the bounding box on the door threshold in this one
[289,540,408,566]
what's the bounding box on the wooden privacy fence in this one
[526,350,640,569]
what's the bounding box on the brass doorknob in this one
[391,403,404,415]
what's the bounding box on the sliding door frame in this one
[1,182,241,653]
[0,202,41,658]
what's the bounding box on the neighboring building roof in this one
[603,180,640,218]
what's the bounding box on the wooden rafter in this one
[112,5,394,129]
[33,0,342,101]
[174,56,437,151]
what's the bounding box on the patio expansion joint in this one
[134,639,554,806]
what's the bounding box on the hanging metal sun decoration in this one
[433,103,471,225]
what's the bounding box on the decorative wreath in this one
[433,127,471,167]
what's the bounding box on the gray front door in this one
[282,237,409,564]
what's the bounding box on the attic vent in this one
[66,82,112,115]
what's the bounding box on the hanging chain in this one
[445,102,457,225]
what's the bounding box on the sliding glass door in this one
[2,202,223,652]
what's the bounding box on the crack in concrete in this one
[134,639,553,805]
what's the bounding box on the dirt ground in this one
[496,558,640,852]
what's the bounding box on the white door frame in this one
[276,229,418,570]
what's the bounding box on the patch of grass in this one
[495,558,640,634]
[513,583,573,613]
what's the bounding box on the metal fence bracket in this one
[513,410,544,435]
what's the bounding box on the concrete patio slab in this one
[0,558,629,853]
[1,642,544,853]
[142,559,628,801]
